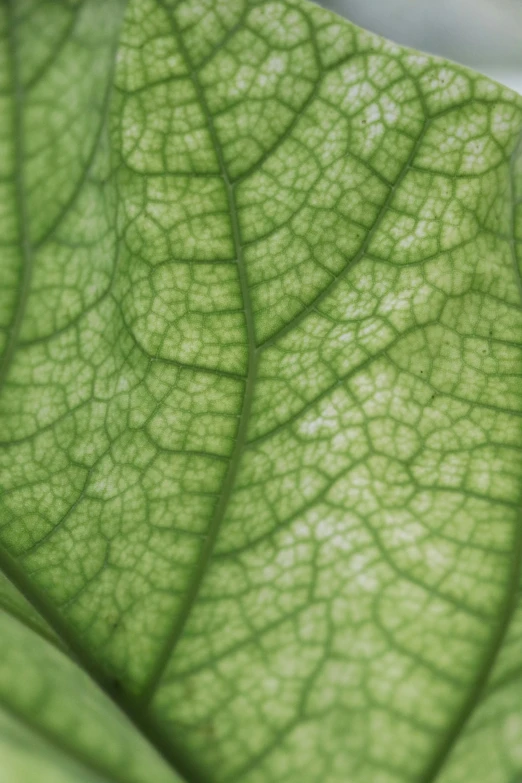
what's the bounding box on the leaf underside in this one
[1,1,522,782]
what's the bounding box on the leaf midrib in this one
[136,0,260,706]
[136,2,429,705]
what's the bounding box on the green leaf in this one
[1,1,522,781]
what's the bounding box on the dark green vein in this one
[419,511,522,783]
[258,116,431,351]
[231,10,322,186]
[420,130,522,783]
[0,1,33,395]
[0,545,202,783]
[138,1,259,708]
[32,14,123,250]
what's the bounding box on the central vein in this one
[139,3,259,707]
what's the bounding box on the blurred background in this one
[315,0,522,94]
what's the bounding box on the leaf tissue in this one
[1,1,522,782]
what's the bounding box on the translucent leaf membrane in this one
[1,1,522,782]
[0,598,182,783]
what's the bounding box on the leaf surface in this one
[1,1,522,782]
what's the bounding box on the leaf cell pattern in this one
[1,1,522,782]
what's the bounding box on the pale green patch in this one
[1,1,522,782]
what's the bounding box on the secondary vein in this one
[419,129,522,783]
[0,1,33,395]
